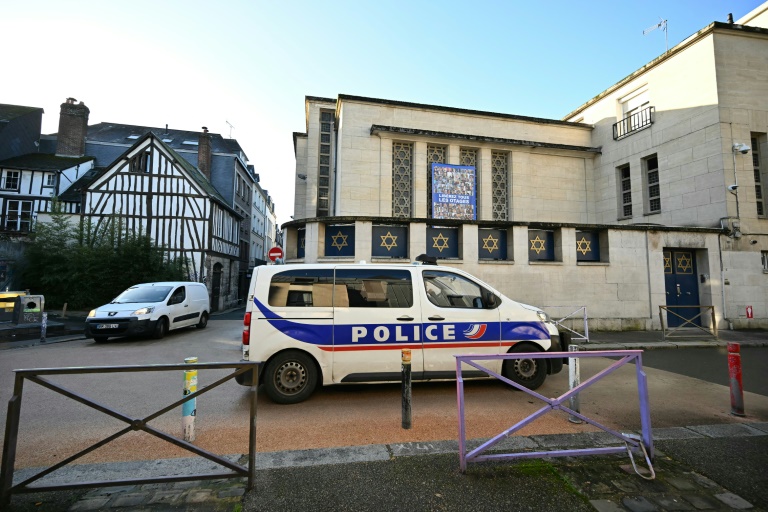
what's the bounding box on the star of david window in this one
[478,228,508,261]
[427,145,446,218]
[392,142,413,217]
[528,229,555,262]
[576,231,601,262]
[491,151,508,221]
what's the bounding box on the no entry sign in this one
[268,247,284,262]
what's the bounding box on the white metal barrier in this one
[542,305,589,343]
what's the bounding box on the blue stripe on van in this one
[254,298,549,347]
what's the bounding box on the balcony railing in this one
[613,106,655,140]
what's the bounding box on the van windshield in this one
[112,286,173,304]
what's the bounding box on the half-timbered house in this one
[59,132,242,311]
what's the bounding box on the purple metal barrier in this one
[455,350,653,473]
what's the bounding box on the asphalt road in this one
[2,317,767,472]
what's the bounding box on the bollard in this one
[183,356,198,441]
[401,349,412,429]
[61,302,68,319]
[40,312,47,343]
[727,343,745,417]
[568,345,582,423]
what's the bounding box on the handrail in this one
[1,361,259,506]
[455,351,653,474]
[659,305,718,340]
[542,305,589,343]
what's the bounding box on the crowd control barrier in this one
[455,350,654,477]
[542,305,589,343]
[1,361,259,506]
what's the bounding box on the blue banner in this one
[325,225,355,257]
[431,163,476,220]
[372,225,408,258]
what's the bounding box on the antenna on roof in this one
[643,17,668,52]
[225,120,234,138]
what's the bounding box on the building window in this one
[2,171,20,190]
[618,164,632,219]
[317,110,334,216]
[576,231,601,262]
[427,144,446,218]
[491,151,508,221]
[762,251,768,272]
[614,87,653,139]
[128,151,151,173]
[478,228,507,260]
[5,200,33,232]
[392,142,413,217]
[644,155,660,214]
[44,173,56,187]
[460,148,477,167]
[528,229,555,262]
[753,135,764,217]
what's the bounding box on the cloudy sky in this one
[4,0,763,226]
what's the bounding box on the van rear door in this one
[332,268,423,382]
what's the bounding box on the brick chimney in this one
[56,97,90,157]
[198,126,212,179]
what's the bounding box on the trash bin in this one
[12,295,45,325]
[0,291,26,323]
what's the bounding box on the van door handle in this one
[184,304,189,307]
[397,316,414,321]
[428,315,445,321]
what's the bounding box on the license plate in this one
[97,324,119,329]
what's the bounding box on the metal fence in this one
[1,361,259,506]
[455,350,654,475]
[659,305,718,340]
[542,305,590,343]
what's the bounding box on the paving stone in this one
[590,499,625,512]
[667,477,699,491]
[68,497,111,511]
[654,496,695,510]
[651,427,705,441]
[622,496,658,512]
[110,493,147,507]
[83,485,137,497]
[147,490,184,505]
[713,492,754,509]
[682,494,721,510]
[390,440,458,456]
[217,486,245,498]
[612,479,641,493]
[186,490,214,503]
[172,480,201,489]
[745,422,768,434]
[690,473,720,489]
[687,424,763,438]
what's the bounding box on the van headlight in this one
[88,309,96,318]
[537,310,551,323]
[132,306,155,316]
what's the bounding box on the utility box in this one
[0,291,27,323]
[12,295,45,325]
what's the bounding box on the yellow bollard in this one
[183,356,198,442]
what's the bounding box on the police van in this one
[238,257,568,404]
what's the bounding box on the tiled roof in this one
[0,104,44,123]
[0,153,93,171]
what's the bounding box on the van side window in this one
[335,269,413,308]
[268,269,334,307]
[169,287,186,305]
[422,270,484,309]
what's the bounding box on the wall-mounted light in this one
[297,174,307,181]
[732,143,751,154]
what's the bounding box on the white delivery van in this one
[237,257,569,404]
[85,282,210,342]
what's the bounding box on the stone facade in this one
[287,6,768,331]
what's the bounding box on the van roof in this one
[132,282,205,287]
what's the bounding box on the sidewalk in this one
[5,422,767,511]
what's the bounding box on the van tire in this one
[153,317,169,339]
[196,312,209,329]
[503,344,546,390]
[263,351,318,404]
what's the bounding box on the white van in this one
[238,258,568,404]
[84,282,210,342]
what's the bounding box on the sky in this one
[3,0,764,227]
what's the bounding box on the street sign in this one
[268,247,284,262]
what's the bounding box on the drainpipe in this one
[718,234,733,330]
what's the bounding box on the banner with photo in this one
[431,163,476,220]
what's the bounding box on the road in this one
[1,317,767,471]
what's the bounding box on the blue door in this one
[663,250,700,327]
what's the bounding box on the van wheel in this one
[263,351,318,404]
[196,312,209,329]
[153,317,169,339]
[503,344,547,390]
